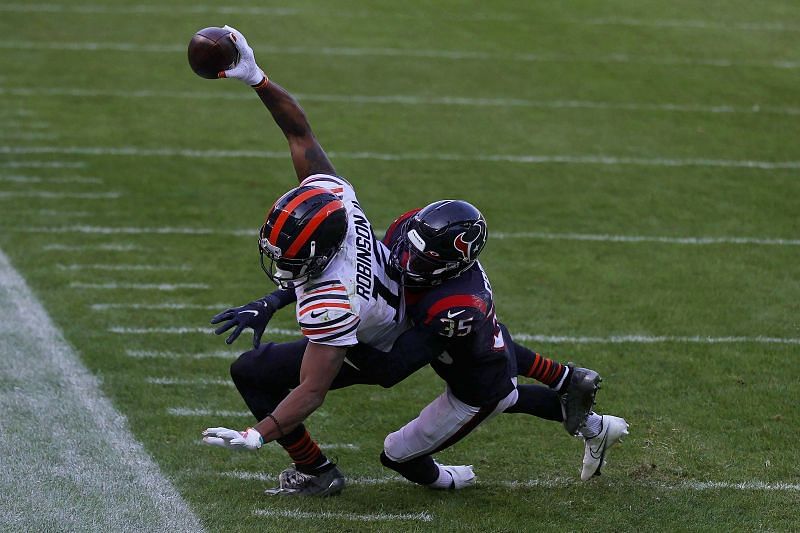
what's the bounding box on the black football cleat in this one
[264,464,345,497]
[559,365,602,435]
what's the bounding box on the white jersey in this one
[293,174,408,351]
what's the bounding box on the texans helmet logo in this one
[453,219,487,261]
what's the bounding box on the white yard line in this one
[4,87,799,117]
[3,145,800,170]
[2,40,799,70]
[1,161,86,168]
[44,243,141,251]
[493,232,800,246]
[222,470,800,493]
[72,282,209,290]
[512,334,800,345]
[168,407,252,417]
[126,349,236,359]
[112,326,800,345]
[111,326,296,335]
[19,225,798,247]
[253,509,434,523]
[0,190,120,199]
[583,17,800,32]
[94,302,224,310]
[0,175,103,184]
[146,376,233,386]
[0,246,203,531]
[57,263,191,271]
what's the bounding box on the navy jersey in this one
[384,210,516,406]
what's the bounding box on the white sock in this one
[428,465,454,489]
[579,412,603,439]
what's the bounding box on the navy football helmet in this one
[390,200,488,287]
[259,185,347,289]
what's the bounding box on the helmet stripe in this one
[268,187,328,246]
[284,199,345,258]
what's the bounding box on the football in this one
[187,27,240,79]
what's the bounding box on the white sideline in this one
[2,40,799,70]
[0,247,203,531]
[18,225,800,247]
[253,509,434,523]
[4,87,800,117]
[222,470,800,493]
[72,282,209,290]
[3,145,800,169]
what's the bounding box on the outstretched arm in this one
[217,25,335,181]
[253,81,336,181]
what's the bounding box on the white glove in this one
[218,25,266,86]
[202,426,263,450]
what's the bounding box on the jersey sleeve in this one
[299,174,355,201]
[296,279,360,346]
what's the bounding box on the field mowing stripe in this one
[0,246,204,531]
[222,470,800,493]
[1,160,86,168]
[3,145,800,170]
[0,190,120,199]
[94,302,225,310]
[44,243,142,251]
[4,87,799,117]
[253,509,434,523]
[72,282,209,290]
[17,225,800,247]
[2,40,799,70]
[57,263,192,271]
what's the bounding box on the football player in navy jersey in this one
[354,201,630,487]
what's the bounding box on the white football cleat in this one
[581,415,629,481]
[430,463,476,489]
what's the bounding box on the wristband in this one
[251,75,270,90]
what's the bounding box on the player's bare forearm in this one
[253,342,346,441]
[254,81,336,181]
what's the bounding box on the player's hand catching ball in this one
[202,427,263,450]
[218,25,266,86]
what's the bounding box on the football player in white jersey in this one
[200,26,414,496]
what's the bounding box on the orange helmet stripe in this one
[267,187,328,246]
[284,199,345,258]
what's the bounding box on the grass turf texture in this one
[1,0,799,531]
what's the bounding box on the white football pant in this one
[384,378,518,462]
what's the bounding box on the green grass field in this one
[2,1,799,531]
